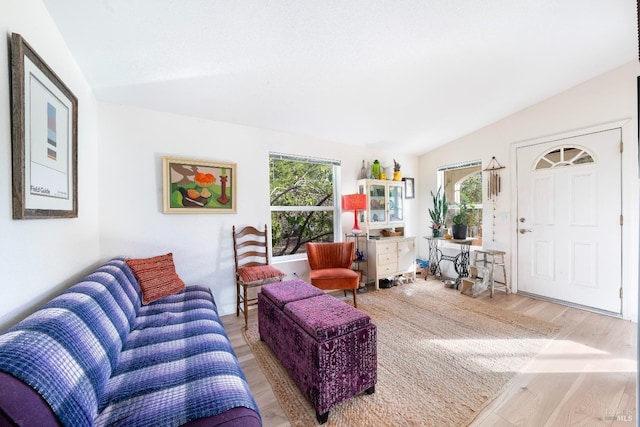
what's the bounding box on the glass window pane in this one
[271,210,334,256]
[535,159,553,169]
[389,185,403,222]
[270,158,334,207]
[574,152,594,164]
[368,184,387,223]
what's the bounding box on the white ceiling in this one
[42,0,637,155]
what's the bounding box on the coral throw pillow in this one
[126,253,186,304]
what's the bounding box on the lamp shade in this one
[341,194,366,211]
[342,193,367,234]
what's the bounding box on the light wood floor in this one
[221,279,637,427]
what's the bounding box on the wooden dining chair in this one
[233,224,285,329]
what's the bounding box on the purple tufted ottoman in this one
[258,279,377,424]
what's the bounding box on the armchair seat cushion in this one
[237,265,284,284]
[309,268,358,290]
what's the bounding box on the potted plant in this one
[451,203,470,239]
[429,187,448,237]
[393,159,402,181]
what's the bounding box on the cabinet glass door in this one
[368,184,386,223]
[388,184,404,222]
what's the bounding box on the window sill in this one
[273,253,308,264]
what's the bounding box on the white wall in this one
[419,60,640,320]
[97,103,419,315]
[0,0,101,329]
[0,1,419,325]
[0,0,420,325]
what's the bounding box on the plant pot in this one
[432,229,441,238]
[452,224,468,240]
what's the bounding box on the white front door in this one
[516,129,621,314]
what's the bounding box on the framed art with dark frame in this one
[10,33,78,219]
[403,177,415,199]
[162,156,237,214]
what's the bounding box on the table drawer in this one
[377,252,396,266]
[376,242,397,255]
[377,262,398,276]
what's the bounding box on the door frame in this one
[509,119,628,306]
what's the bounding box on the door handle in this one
[519,228,532,234]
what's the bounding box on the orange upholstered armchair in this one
[306,242,359,308]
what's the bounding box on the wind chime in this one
[483,157,505,242]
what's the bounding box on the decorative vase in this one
[358,160,367,179]
[432,229,441,238]
[393,171,402,181]
[372,160,380,179]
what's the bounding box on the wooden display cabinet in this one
[357,179,405,230]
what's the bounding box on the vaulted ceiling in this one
[42,0,637,155]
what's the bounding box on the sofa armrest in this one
[0,372,60,426]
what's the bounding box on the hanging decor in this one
[483,157,505,242]
[484,156,505,199]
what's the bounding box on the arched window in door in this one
[534,146,595,170]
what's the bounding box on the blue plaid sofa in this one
[0,257,260,427]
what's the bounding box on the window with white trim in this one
[269,153,341,259]
[437,160,483,238]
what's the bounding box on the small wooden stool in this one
[472,249,509,297]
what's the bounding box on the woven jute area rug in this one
[243,280,560,426]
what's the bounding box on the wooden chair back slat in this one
[232,224,271,270]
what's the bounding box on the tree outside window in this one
[269,154,339,257]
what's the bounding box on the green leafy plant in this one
[451,203,470,225]
[429,187,448,230]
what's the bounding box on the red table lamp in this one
[342,194,367,234]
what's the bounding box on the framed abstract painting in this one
[10,33,78,219]
[162,156,237,214]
